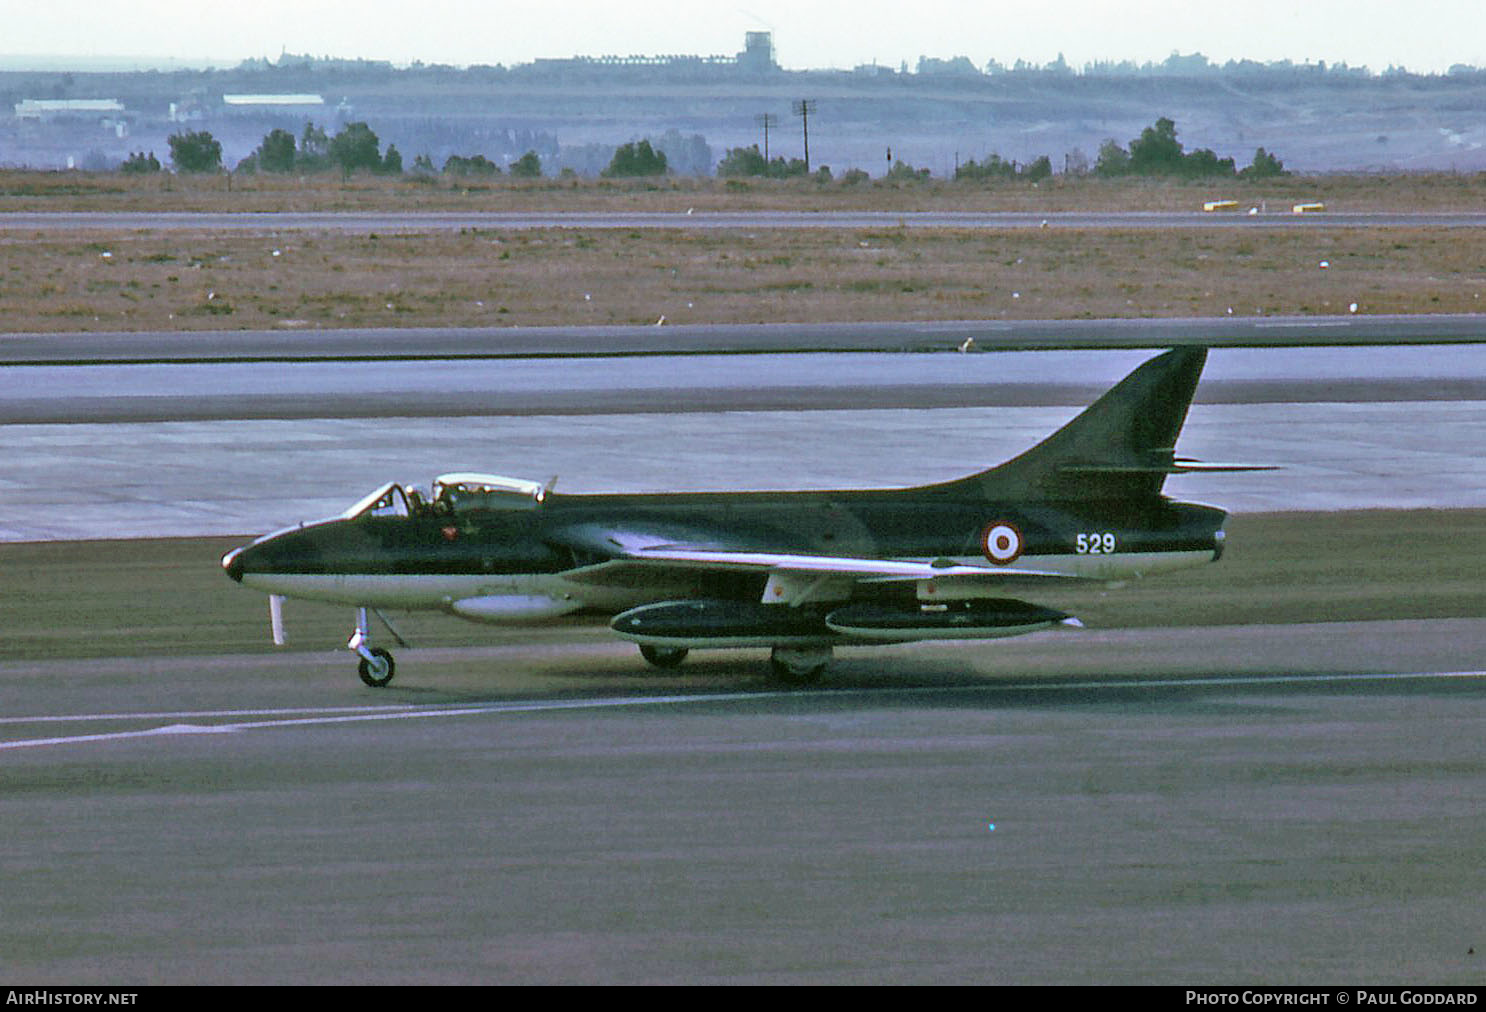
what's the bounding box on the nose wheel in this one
[769,645,832,686]
[349,607,405,688]
[358,647,396,687]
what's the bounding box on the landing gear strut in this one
[349,607,403,687]
[769,645,832,686]
[639,645,689,669]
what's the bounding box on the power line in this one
[792,99,816,173]
[754,113,778,162]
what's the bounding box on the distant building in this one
[221,94,327,112]
[168,97,209,122]
[739,32,775,74]
[14,99,124,121]
[529,31,777,75]
[14,99,129,136]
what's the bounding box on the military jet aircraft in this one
[223,347,1260,686]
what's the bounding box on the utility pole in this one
[754,113,778,162]
[792,99,816,173]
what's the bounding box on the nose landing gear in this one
[768,645,832,686]
[348,607,407,687]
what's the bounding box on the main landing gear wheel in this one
[640,645,689,669]
[358,647,396,688]
[769,646,832,687]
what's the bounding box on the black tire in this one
[640,645,689,669]
[358,647,396,687]
[768,648,829,687]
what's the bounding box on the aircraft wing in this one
[624,545,1069,581]
[550,523,1074,586]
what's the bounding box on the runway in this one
[3,331,1484,982]
[8,313,1486,364]
[4,345,1486,540]
[5,210,1486,235]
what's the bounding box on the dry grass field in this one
[1,170,1483,333]
[2,168,1484,213]
[2,221,1485,333]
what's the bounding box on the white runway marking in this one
[2,669,1482,751]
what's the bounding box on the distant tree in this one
[813,165,832,183]
[255,128,297,173]
[718,145,768,177]
[510,150,542,177]
[916,55,980,76]
[380,144,403,175]
[329,122,382,176]
[411,153,436,175]
[1128,117,1186,175]
[1182,147,1236,178]
[770,156,810,178]
[1239,146,1288,179]
[602,140,667,177]
[1094,138,1130,177]
[652,129,713,176]
[168,130,222,173]
[956,153,1017,181]
[299,122,330,171]
[1023,154,1052,181]
[839,168,870,185]
[443,154,502,177]
[886,160,931,181]
[720,145,808,179]
[119,150,160,174]
[1114,118,1240,179]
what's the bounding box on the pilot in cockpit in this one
[405,485,427,515]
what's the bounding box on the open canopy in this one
[342,473,548,521]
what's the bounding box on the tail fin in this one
[953,347,1208,504]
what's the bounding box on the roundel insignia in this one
[981,521,1023,565]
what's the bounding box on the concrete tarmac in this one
[1,619,1483,984]
[1,509,1485,984]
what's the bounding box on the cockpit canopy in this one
[342,482,412,520]
[342,472,548,521]
[432,473,547,513]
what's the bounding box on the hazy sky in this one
[5,1,1485,74]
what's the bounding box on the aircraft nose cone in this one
[222,546,246,583]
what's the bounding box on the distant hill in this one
[4,50,1485,174]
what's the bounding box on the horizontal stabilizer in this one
[1059,447,1279,475]
[1061,460,1280,474]
[1168,458,1281,473]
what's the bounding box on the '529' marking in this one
[1075,532,1117,554]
